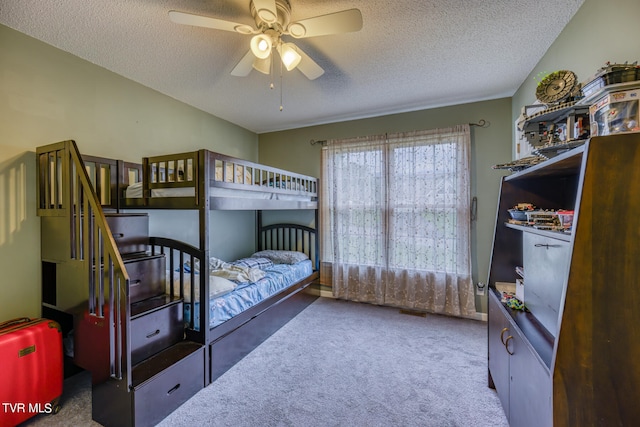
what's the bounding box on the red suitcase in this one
[0,317,63,427]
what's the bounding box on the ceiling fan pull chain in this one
[270,54,275,90]
[280,59,284,111]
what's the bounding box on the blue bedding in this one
[185,260,313,329]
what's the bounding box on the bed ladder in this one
[37,140,131,382]
[36,141,204,426]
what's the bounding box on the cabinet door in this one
[488,291,511,418]
[508,326,552,427]
[522,233,570,336]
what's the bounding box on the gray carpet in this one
[24,297,508,427]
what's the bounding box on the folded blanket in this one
[208,257,265,283]
[184,257,266,283]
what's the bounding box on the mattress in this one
[180,260,313,329]
[125,181,312,201]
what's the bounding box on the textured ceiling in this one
[0,0,585,133]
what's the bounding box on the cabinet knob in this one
[505,335,514,355]
[500,327,509,345]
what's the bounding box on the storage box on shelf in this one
[589,88,640,136]
[487,133,640,426]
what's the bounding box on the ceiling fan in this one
[168,0,363,80]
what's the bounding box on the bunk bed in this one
[118,149,320,378]
[37,141,319,427]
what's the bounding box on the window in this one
[321,126,475,316]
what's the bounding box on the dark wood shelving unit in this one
[487,133,640,426]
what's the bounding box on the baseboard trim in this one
[311,287,487,321]
[319,289,334,298]
[475,312,488,322]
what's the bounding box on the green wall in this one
[258,99,514,314]
[0,25,258,319]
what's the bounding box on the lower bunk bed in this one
[150,220,319,384]
[89,221,319,427]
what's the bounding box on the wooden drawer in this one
[132,343,204,427]
[105,213,149,255]
[131,300,184,365]
[124,254,165,304]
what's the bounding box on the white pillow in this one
[251,250,309,264]
[210,275,237,298]
[167,271,237,300]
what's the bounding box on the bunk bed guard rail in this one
[119,150,317,210]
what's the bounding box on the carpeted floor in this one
[24,297,508,427]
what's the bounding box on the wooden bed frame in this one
[117,149,320,382]
[147,217,319,383]
[37,141,320,425]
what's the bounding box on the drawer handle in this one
[534,243,561,249]
[146,329,160,339]
[500,327,509,345]
[131,279,141,285]
[167,383,181,395]
[113,233,125,239]
[504,336,514,355]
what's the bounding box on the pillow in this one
[166,271,237,300]
[210,275,237,298]
[251,250,309,265]
[232,257,274,270]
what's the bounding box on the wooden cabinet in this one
[488,292,512,417]
[487,133,640,426]
[489,291,552,427]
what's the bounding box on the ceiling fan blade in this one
[287,9,363,39]
[294,45,325,80]
[231,50,256,77]
[252,0,278,24]
[168,10,256,34]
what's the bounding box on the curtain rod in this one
[470,119,490,128]
[310,120,489,146]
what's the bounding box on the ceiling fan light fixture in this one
[253,57,272,75]
[250,34,272,59]
[278,42,302,71]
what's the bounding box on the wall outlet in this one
[476,282,486,296]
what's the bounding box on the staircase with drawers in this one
[74,213,204,427]
[36,141,204,427]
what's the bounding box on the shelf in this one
[490,289,554,369]
[489,134,640,425]
[505,223,572,242]
[505,144,584,181]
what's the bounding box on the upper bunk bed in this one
[119,149,318,211]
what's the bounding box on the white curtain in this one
[321,125,475,317]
